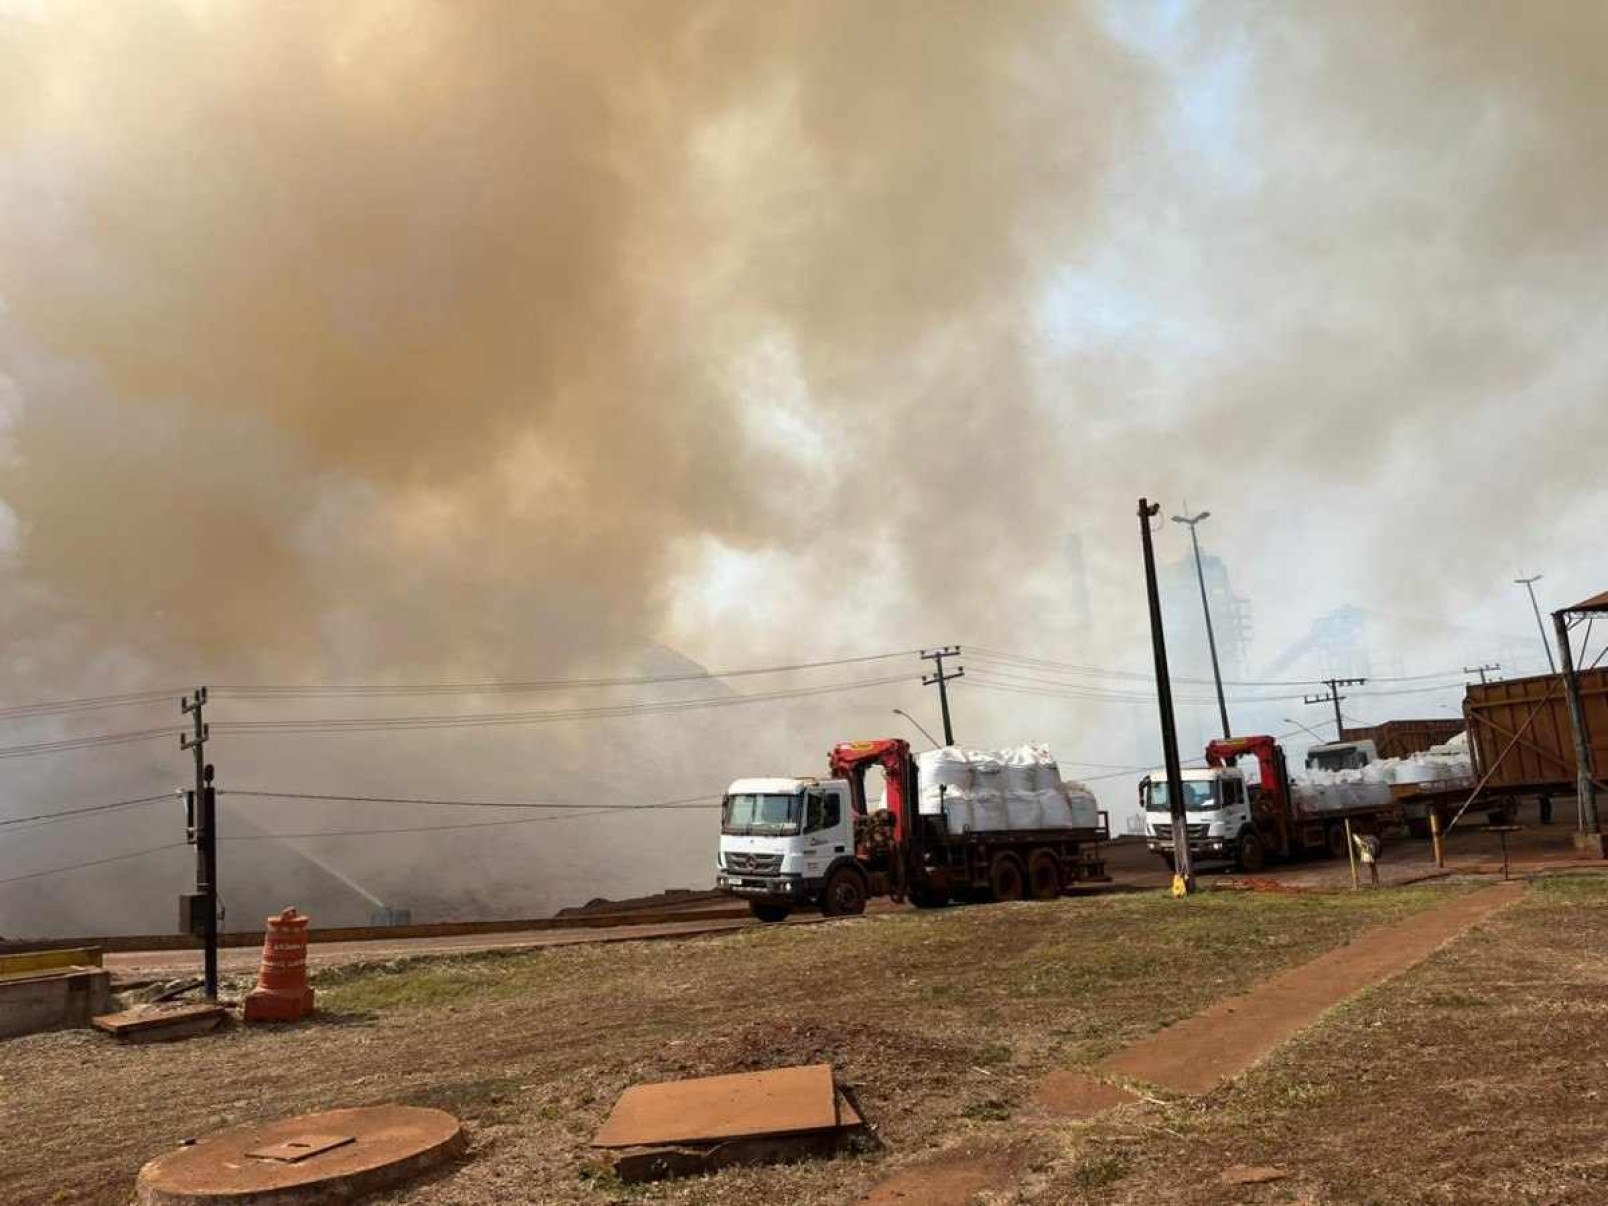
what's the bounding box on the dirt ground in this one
[0,886,1456,1205]
[1023,875,1608,1204]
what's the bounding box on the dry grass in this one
[1022,875,1608,1205]
[0,886,1464,1204]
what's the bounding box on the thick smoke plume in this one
[2,3,1605,933]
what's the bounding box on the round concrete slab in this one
[135,1105,464,1204]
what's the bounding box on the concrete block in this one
[1572,831,1608,858]
[0,966,112,1039]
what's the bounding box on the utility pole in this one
[1552,609,1601,847]
[1138,498,1193,894]
[1304,677,1365,740]
[1171,508,1231,739]
[181,687,217,1000]
[1463,663,1500,685]
[1515,575,1557,674]
[920,647,963,747]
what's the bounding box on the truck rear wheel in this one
[1026,850,1062,900]
[821,868,867,917]
[749,901,791,923]
[1325,822,1348,859]
[909,880,951,909]
[988,853,1026,902]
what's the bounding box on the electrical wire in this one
[212,650,919,698]
[209,673,909,736]
[0,690,178,723]
[0,792,177,829]
[220,806,647,841]
[967,666,1309,705]
[0,842,188,887]
[0,727,184,761]
[219,789,719,812]
[971,646,1490,688]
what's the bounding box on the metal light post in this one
[1515,575,1557,674]
[1172,510,1231,739]
[1283,717,1326,742]
[892,708,940,749]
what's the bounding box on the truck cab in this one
[1305,739,1378,772]
[715,777,857,921]
[1140,767,1259,870]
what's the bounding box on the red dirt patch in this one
[859,1142,1029,1206]
[1029,1070,1139,1119]
[1098,881,1524,1094]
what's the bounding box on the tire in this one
[820,868,868,917]
[909,878,951,909]
[1325,822,1349,860]
[749,901,790,923]
[1406,818,1431,840]
[988,853,1026,902]
[1235,831,1266,873]
[1026,850,1062,900]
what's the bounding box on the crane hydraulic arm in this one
[828,738,917,841]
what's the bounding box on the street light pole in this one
[892,708,940,749]
[1172,509,1231,739]
[1515,575,1557,674]
[1283,717,1326,742]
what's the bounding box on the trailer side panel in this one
[1464,669,1608,793]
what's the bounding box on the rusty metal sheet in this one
[245,1133,356,1163]
[592,1063,839,1148]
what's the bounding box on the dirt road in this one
[103,912,829,977]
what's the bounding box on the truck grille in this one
[1151,823,1209,841]
[725,852,783,875]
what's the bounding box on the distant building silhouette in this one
[1160,551,1252,686]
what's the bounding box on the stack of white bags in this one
[1292,732,1473,816]
[880,744,1100,834]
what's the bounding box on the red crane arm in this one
[829,738,916,843]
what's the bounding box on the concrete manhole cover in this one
[135,1105,465,1204]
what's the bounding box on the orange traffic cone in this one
[243,907,315,1023]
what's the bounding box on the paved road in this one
[103,913,819,978]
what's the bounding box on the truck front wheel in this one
[988,854,1026,902]
[821,869,868,917]
[749,901,791,923]
[1235,832,1266,873]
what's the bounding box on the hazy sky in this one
[1,1,1603,930]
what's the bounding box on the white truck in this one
[1140,734,1403,872]
[716,739,1109,921]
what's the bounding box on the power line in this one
[0,689,178,723]
[220,806,643,841]
[0,727,184,761]
[971,646,1487,688]
[0,842,188,888]
[0,792,177,829]
[212,650,918,698]
[209,673,909,736]
[219,789,720,812]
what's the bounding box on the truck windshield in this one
[1308,746,1369,772]
[722,793,802,836]
[1144,780,1219,812]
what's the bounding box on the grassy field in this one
[5,880,1592,1205]
[1021,876,1608,1204]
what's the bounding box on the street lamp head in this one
[1170,511,1210,526]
